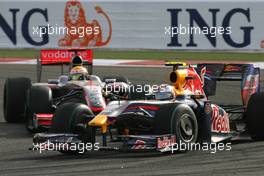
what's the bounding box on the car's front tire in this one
[49,103,95,154]
[26,86,53,132]
[155,104,198,151]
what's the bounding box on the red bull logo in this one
[211,105,230,133]
[157,136,176,149]
[182,67,206,95]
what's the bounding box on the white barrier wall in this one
[0,0,264,50]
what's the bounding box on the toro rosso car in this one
[32,62,264,154]
[3,49,131,132]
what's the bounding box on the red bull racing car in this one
[32,62,264,154]
[3,49,131,132]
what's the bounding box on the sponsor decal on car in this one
[40,49,92,65]
[157,135,176,150]
[224,65,242,72]
[131,140,146,149]
[211,105,230,133]
[241,67,260,106]
[243,75,259,90]
[35,114,54,126]
[204,102,212,115]
[182,67,205,95]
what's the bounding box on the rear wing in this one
[37,49,93,82]
[196,63,260,106]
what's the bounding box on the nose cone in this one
[89,115,107,127]
[89,115,108,133]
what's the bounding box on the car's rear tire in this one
[49,103,95,154]
[155,104,198,151]
[3,77,31,123]
[26,86,53,132]
[245,92,264,140]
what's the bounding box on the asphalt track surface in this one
[1,65,264,176]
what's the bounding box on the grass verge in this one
[0,49,263,61]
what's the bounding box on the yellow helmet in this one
[70,66,88,74]
[69,66,88,80]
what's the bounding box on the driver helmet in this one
[69,66,88,81]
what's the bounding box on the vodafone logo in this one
[41,50,88,59]
[40,49,92,65]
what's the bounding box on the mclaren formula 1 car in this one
[3,49,131,132]
[32,62,264,154]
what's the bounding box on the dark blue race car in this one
[32,62,264,154]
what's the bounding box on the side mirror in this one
[48,79,59,84]
[58,75,69,85]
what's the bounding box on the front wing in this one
[31,133,177,153]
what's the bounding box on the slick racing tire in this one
[50,103,94,134]
[26,86,53,132]
[3,77,31,123]
[245,92,264,140]
[155,104,198,151]
[102,76,130,84]
[49,103,95,155]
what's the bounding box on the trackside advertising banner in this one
[1,0,264,50]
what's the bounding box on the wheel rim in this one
[178,114,195,143]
